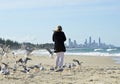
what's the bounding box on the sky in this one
[0,0,120,46]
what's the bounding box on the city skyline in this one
[0,0,120,46]
[68,36,115,48]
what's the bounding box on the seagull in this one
[0,47,5,56]
[0,46,7,57]
[39,65,45,71]
[3,45,10,53]
[28,63,45,72]
[73,59,83,66]
[50,66,55,71]
[25,46,34,56]
[2,62,9,68]
[12,64,17,72]
[33,63,41,68]
[16,57,32,65]
[45,48,53,56]
[73,59,83,71]
[63,63,76,72]
[0,62,10,76]
[2,45,10,53]
[1,68,10,76]
[33,63,45,71]
[12,51,17,59]
[21,65,30,74]
[69,63,76,68]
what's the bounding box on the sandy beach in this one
[0,55,120,84]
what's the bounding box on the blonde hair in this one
[53,25,62,32]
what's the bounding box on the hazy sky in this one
[0,0,120,46]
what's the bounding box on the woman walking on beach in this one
[52,25,66,71]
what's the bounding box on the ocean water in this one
[66,48,120,64]
[13,48,120,64]
[66,48,120,56]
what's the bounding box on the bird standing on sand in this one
[34,63,45,71]
[12,63,17,72]
[50,66,55,71]
[21,65,30,74]
[0,62,10,77]
[16,57,32,65]
[28,63,45,72]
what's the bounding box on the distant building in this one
[68,38,73,48]
[74,40,77,47]
[67,37,115,49]
[89,36,92,46]
[98,37,101,47]
[68,38,78,48]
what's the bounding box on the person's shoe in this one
[55,68,63,72]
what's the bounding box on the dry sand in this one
[0,54,120,84]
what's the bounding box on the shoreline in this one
[65,55,120,65]
[33,54,120,65]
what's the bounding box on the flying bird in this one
[46,48,53,56]
[25,46,35,56]
[73,59,83,66]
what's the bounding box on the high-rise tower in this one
[99,37,101,47]
[89,36,92,45]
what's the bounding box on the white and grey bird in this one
[25,47,34,56]
[16,57,32,65]
[73,59,83,66]
[50,66,55,71]
[0,63,10,76]
[28,63,45,72]
[12,64,17,72]
[45,48,54,57]
[12,51,17,59]
[39,65,45,71]
[1,68,10,75]
[33,63,45,71]
[21,65,30,74]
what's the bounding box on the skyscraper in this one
[89,36,92,45]
[84,39,87,45]
[74,40,77,47]
[68,38,73,48]
[99,37,101,47]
